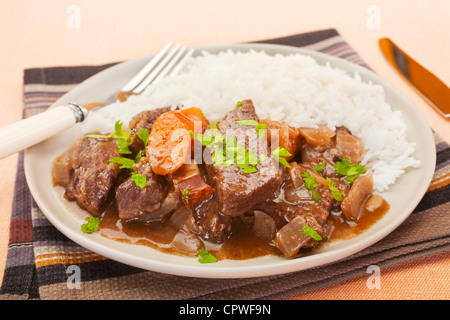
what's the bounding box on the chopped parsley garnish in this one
[196,133,215,147]
[198,248,218,264]
[81,216,102,233]
[195,128,260,174]
[259,153,267,162]
[235,119,267,138]
[300,172,321,202]
[236,119,259,126]
[116,139,132,154]
[334,158,366,184]
[326,177,344,202]
[85,120,139,156]
[131,172,146,188]
[271,147,292,168]
[108,157,146,189]
[312,161,327,173]
[137,128,150,148]
[242,166,258,174]
[86,120,134,155]
[182,188,189,205]
[302,224,322,241]
[108,157,136,169]
[236,101,243,108]
[88,121,149,189]
[134,150,143,163]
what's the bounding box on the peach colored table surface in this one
[0,0,449,299]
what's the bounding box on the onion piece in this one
[253,210,276,241]
[341,172,373,221]
[171,225,204,255]
[298,125,336,146]
[365,194,387,213]
[273,215,321,258]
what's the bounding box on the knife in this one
[379,38,450,118]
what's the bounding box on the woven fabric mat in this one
[1,29,449,300]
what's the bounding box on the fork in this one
[0,41,194,160]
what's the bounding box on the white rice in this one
[81,49,421,192]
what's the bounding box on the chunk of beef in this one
[192,195,233,243]
[254,160,336,257]
[127,106,174,153]
[64,136,121,216]
[204,99,282,216]
[171,160,213,209]
[293,157,351,212]
[115,157,178,221]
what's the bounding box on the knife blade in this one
[379,38,450,118]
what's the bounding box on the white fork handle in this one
[0,103,87,160]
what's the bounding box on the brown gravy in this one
[98,198,389,260]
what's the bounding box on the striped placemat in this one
[1,29,449,300]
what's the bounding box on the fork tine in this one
[133,43,181,94]
[120,41,174,93]
[133,43,193,94]
[169,48,194,76]
[149,45,188,86]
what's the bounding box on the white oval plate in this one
[24,43,435,279]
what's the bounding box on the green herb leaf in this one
[86,120,134,155]
[326,177,344,202]
[301,172,321,202]
[108,157,136,169]
[334,158,366,184]
[114,120,124,136]
[272,147,292,158]
[111,120,131,141]
[182,188,189,205]
[209,121,219,130]
[135,150,143,163]
[198,248,218,264]
[117,139,132,154]
[256,123,267,138]
[236,119,259,126]
[312,161,327,172]
[236,101,243,108]
[259,154,267,162]
[81,216,102,233]
[277,156,291,169]
[85,134,111,139]
[271,147,292,168]
[196,125,264,174]
[242,165,258,174]
[302,224,322,241]
[236,120,267,139]
[131,172,146,188]
[196,133,214,147]
[137,128,150,148]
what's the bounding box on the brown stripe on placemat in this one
[24,63,118,85]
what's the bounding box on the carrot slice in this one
[147,107,207,175]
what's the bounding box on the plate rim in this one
[23,42,436,279]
